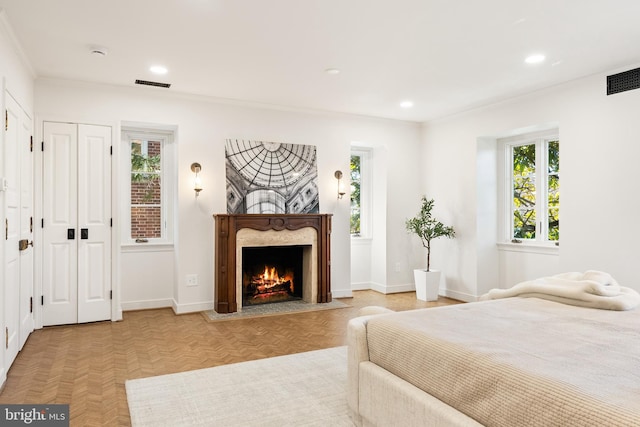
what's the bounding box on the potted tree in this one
[405,196,455,301]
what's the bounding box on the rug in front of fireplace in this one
[201,299,350,322]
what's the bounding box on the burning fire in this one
[244,263,298,305]
[262,266,279,284]
[252,265,294,293]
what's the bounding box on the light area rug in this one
[202,299,350,322]
[126,346,354,426]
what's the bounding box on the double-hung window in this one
[501,131,559,244]
[123,128,175,245]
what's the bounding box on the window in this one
[123,128,175,245]
[350,147,371,238]
[502,132,559,244]
[350,154,361,235]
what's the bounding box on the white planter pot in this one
[413,269,441,302]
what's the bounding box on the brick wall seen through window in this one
[131,139,162,239]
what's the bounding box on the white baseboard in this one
[332,289,353,298]
[352,282,476,302]
[172,300,214,314]
[370,282,415,294]
[121,298,173,311]
[350,282,371,291]
[440,288,478,303]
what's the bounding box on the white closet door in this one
[42,122,78,326]
[42,122,111,326]
[77,124,111,323]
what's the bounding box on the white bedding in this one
[480,270,640,310]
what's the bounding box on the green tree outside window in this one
[350,154,361,235]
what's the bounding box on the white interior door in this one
[42,122,111,326]
[4,94,20,368]
[43,122,78,326]
[3,91,32,372]
[18,100,33,348]
[77,124,112,323]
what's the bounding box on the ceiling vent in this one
[135,79,171,89]
[607,67,640,95]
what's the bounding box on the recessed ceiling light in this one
[325,68,340,75]
[400,101,414,109]
[150,65,168,75]
[525,54,546,64]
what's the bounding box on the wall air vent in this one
[135,79,171,89]
[607,67,640,95]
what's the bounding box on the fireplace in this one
[213,214,332,313]
[242,246,304,306]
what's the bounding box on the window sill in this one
[121,242,174,253]
[351,236,372,245]
[496,242,559,255]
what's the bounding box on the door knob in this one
[18,239,33,251]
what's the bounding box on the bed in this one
[347,293,640,426]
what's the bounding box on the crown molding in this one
[0,9,37,79]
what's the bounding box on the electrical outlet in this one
[186,274,198,287]
[395,262,401,272]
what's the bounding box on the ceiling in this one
[1,0,639,122]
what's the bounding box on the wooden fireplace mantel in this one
[213,213,332,313]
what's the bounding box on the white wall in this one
[422,65,640,298]
[350,133,427,295]
[498,247,560,290]
[35,78,421,312]
[350,238,372,290]
[0,9,35,390]
[369,145,389,292]
[120,248,174,310]
[0,12,34,113]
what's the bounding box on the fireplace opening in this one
[242,246,304,306]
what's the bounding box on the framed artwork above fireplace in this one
[225,139,319,214]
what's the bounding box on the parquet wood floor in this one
[0,291,461,426]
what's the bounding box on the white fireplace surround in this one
[235,228,317,311]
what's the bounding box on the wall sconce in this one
[191,162,203,196]
[334,170,346,199]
